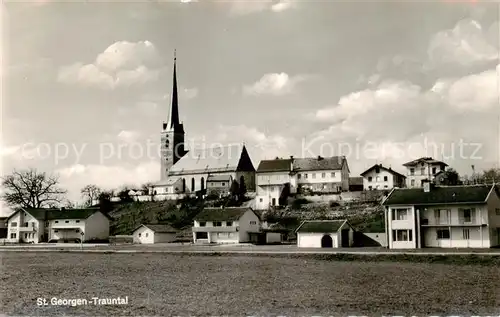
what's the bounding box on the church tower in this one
[161,50,186,180]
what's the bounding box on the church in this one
[151,53,256,200]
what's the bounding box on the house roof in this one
[360,164,406,178]
[194,207,255,221]
[402,157,448,167]
[295,220,349,233]
[135,224,177,233]
[168,144,254,175]
[153,177,181,187]
[293,156,346,172]
[382,184,497,206]
[256,159,292,173]
[207,175,232,182]
[349,177,363,186]
[7,208,112,221]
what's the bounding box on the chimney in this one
[423,180,431,193]
[290,157,294,171]
[317,155,323,161]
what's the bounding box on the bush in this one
[291,198,310,209]
[329,200,340,208]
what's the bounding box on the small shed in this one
[133,224,178,244]
[295,220,354,248]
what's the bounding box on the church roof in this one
[168,144,251,176]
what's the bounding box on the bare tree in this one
[81,184,102,206]
[1,168,67,209]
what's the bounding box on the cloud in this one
[117,130,141,143]
[56,161,159,202]
[308,63,500,175]
[228,0,295,16]
[243,73,306,96]
[212,124,291,160]
[427,19,498,67]
[57,41,162,90]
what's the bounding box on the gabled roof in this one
[207,175,232,182]
[293,156,346,172]
[194,207,255,221]
[360,164,406,178]
[7,208,112,221]
[382,184,496,206]
[169,144,254,175]
[295,219,349,233]
[257,159,292,173]
[349,177,363,186]
[153,177,181,187]
[402,157,448,167]
[135,224,177,233]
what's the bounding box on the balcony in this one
[51,223,83,229]
[192,226,239,233]
[420,218,482,227]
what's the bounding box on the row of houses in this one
[3,181,500,250]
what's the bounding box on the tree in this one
[117,188,133,203]
[98,191,113,213]
[1,168,67,209]
[141,182,153,194]
[81,184,101,207]
[230,180,239,197]
[438,168,461,186]
[477,168,500,184]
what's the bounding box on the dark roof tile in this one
[141,224,177,233]
[295,220,348,233]
[360,164,406,178]
[194,207,254,221]
[257,159,292,172]
[13,208,111,221]
[293,156,345,172]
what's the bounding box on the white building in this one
[295,220,355,248]
[192,207,261,244]
[361,164,406,190]
[5,208,111,243]
[132,224,178,244]
[403,157,447,188]
[382,183,500,249]
[255,156,350,210]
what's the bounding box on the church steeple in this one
[165,50,180,130]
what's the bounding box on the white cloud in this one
[56,161,159,202]
[243,73,306,96]
[309,63,500,175]
[57,41,161,90]
[271,0,295,12]
[117,130,141,143]
[428,19,498,67]
[228,0,295,16]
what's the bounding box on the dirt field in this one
[1,253,499,316]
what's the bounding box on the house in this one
[155,54,255,200]
[132,224,178,244]
[349,177,364,192]
[403,157,447,188]
[0,217,7,239]
[5,207,111,243]
[382,182,500,249]
[361,164,406,190]
[255,155,350,210]
[206,174,233,197]
[295,220,355,248]
[192,207,261,244]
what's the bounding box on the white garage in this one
[295,219,354,248]
[133,224,178,244]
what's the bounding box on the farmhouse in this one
[403,157,447,188]
[192,207,261,244]
[361,164,406,190]
[206,174,233,197]
[132,224,178,244]
[382,182,500,249]
[295,220,355,248]
[5,208,111,243]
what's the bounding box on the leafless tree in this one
[80,184,102,206]
[1,168,67,209]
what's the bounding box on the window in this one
[437,229,450,239]
[214,222,222,227]
[31,222,35,227]
[196,232,208,239]
[384,185,388,188]
[76,220,80,223]
[24,233,28,239]
[392,208,408,220]
[463,209,471,223]
[463,229,470,240]
[54,230,59,233]
[384,176,388,181]
[312,174,316,179]
[75,229,79,233]
[55,221,59,223]
[421,167,426,175]
[304,174,308,179]
[226,222,233,227]
[411,179,415,186]
[222,183,225,186]
[298,174,301,179]
[321,173,326,178]
[250,221,257,225]
[375,167,380,174]
[434,209,451,224]
[218,233,228,238]
[392,230,412,241]
[199,222,206,227]
[432,167,437,174]
[145,233,149,237]
[11,222,17,227]
[496,208,500,216]
[459,208,475,224]
[259,198,263,202]
[65,221,69,223]
[138,233,141,237]
[10,233,16,239]
[368,177,373,182]
[45,221,49,226]
[24,222,28,227]
[368,186,372,190]
[376,176,380,182]
[331,172,336,177]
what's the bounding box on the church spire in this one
[166,49,180,130]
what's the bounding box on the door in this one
[321,234,333,248]
[271,198,276,206]
[341,229,350,247]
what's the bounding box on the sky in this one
[2,0,500,215]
